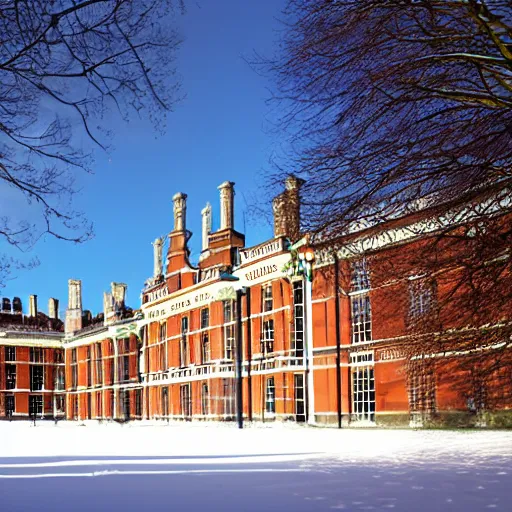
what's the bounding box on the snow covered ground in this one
[0,422,511,511]
[1,420,511,462]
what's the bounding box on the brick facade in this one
[1,181,510,427]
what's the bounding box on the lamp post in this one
[284,238,316,425]
[235,288,244,429]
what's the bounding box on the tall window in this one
[202,333,210,364]
[292,281,305,359]
[261,319,275,355]
[161,387,169,417]
[55,395,65,415]
[30,365,44,391]
[201,383,209,416]
[160,321,168,371]
[6,364,16,390]
[409,278,437,321]
[135,389,142,418]
[350,352,375,422]
[95,343,103,385]
[5,346,16,362]
[109,342,115,384]
[123,354,130,381]
[30,347,43,363]
[71,349,78,389]
[121,390,130,420]
[96,392,102,418]
[265,377,276,414]
[200,308,210,330]
[223,301,235,360]
[74,395,79,419]
[200,308,210,364]
[351,295,372,344]
[180,383,192,418]
[294,374,306,422]
[350,258,372,344]
[408,364,436,414]
[222,378,235,416]
[180,317,189,367]
[54,350,64,364]
[29,395,43,418]
[262,284,273,312]
[261,284,274,355]
[55,367,65,391]
[351,258,370,291]
[86,347,92,387]
[87,393,92,420]
[6,395,15,417]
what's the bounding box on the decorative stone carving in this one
[216,286,237,301]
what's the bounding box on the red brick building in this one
[1,179,510,427]
[0,297,65,420]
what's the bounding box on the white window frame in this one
[408,277,437,320]
[180,316,189,368]
[265,376,276,414]
[262,283,273,313]
[350,351,375,423]
[350,293,372,344]
[223,301,235,360]
[261,319,275,355]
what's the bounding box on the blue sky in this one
[1,0,286,317]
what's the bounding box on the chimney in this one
[273,175,304,241]
[68,279,82,310]
[48,298,59,320]
[65,279,83,333]
[111,282,127,309]
[173,192,187,232]
[152,237,164,279]
[12,297,22,315]
[218,181,234,231]
[201,203,212,252]
[2,298,11,314]
[103,291,114,323]
[29,295,38,317]
[273,194,287,238]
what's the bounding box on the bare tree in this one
[0,0,183,285]
[266,0,511,234]
[266,0,512,420]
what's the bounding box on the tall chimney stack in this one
[12,297,22,315]
[173,192,187,232]
[201,203,212,252]
[29,295,38,317]
[65,279,83,333]
[152,237,164,279]
[103,291,114,323]
[111,282,127,310]
[48,298,59,320]
[218,181,234,231]
[273,194,286,238]
[273,175,304,241]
